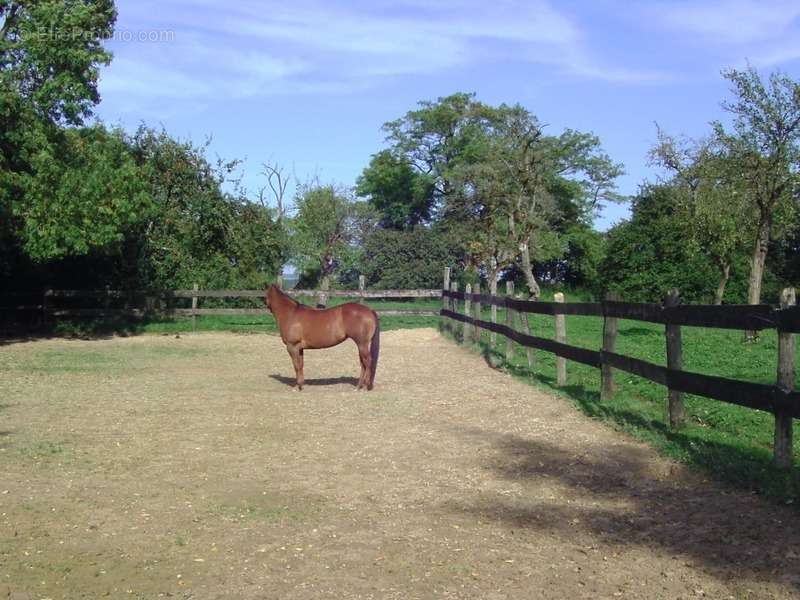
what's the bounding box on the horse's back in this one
[340,302,378,343]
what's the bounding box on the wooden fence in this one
[439,268,799,468]
[1,278,441,322]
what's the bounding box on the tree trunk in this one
[519,241,541,299]
[713,262,731,305]
[747,219,771,305]
[745,216,771,340]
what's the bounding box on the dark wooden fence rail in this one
[439,269,798,468]
[1,285,442,320]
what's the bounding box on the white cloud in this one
[99,0,670,115]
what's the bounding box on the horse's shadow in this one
[270,374,360,388]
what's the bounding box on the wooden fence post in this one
[191,283,199,331]
[463,283,472,343]
[442,267,451,333]
[554,292,566,385]
[103,284,111,317]
[506,281,515,362]
[318,277,330,309]
[358,275,366,304]
[42,289,52,327]
[665,289,685,428]
[473,282,482,344]
[490,277,498,348]
[600,291,620,401]
[450,281,459,340]
[775,287,796,468]
[145,293,155,315]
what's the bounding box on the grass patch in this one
[209,495,323,525]
[16,439,69,462]
[442,306,800,503]
[1,344,207,375]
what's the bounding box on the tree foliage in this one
[1,0,116,125]
[599,185,720,302]
[378,93,621,296]
[713,66,800,306]
[289,184,376,288]
[17,125,149,260]
[355,150,434,229]
[358,227,462,289]
[650,130,753,303]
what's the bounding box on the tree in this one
[258,160,290,223]
[358,227,461,289]
[17,125,150,260]
[650,129,753,304]
[378,94,621,296]
[1,0,118,272]
[355,150,434,229]
[290,184,376,293]
[712,67,800,309]
[532,224,606,292]
[383,92,494,216]
[478,106,622,297]
[600,185,720,302]
[127,126,285,289]
[1,0,116,125]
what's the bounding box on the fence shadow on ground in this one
[269,374,360,388]
[446,425,800,593]
[462,334,800,500]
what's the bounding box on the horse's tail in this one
[369,312,380,390]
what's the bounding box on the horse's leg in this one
[287,344,305,390]
[356,341,371,391]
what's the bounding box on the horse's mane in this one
[271,284,298,306]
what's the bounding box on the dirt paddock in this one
[1,329,799,599]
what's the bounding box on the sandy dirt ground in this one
[1,328,799,599]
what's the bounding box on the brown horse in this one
[265,285,380,391]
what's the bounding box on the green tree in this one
[355,150,434,229]
[379,94,621,297]
[290,184,376,294]
[15,125,150,260]
[1,0,115,125]
[533,224,606,292]
[358,227,461,289]
[1,0,118,272]
[127,126,285,290]
[470,106,622,297]
[712,67,800,308]
[383,92,493,213]
[650,130,753,304]
[600,185,719,302]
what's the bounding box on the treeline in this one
[0,1,284,292]
[1,1,799,306]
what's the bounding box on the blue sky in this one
[96,0,800,230]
